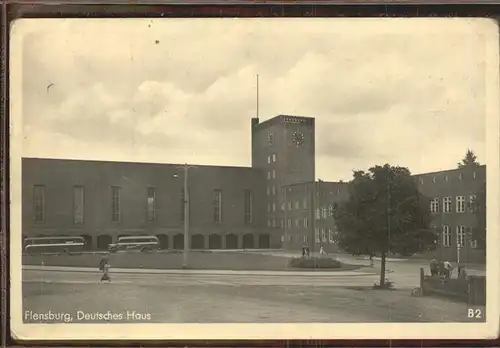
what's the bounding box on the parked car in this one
[108,235,160,253]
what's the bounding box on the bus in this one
[24,236,86,255]
[108,235,160,253]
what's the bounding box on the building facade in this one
[21,114,487,262]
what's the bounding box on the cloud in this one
[16,18,491,180]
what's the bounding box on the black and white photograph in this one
[9,17,500,340]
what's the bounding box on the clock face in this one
[292,131,305,147]
[268,132,275,145]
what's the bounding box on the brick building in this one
[22,114,487,262]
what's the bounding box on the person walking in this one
[319,244,327,257]
[443,260,453,279]
[99,255,111,283]
[430,258,438,276]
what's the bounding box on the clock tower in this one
[251,115,315,234]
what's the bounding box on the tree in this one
[458,149,480,168]
[333,164,436,287]
[472,182,486,250]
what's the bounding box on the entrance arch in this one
[97,235,112,250]
[242,233,254,249]
[191,234,205,249]
[225,233,238,249]
[173,234,184,250]
[208,234,222,249]
[156,234,169,249]
[258,234,270,249]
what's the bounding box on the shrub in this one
[288,257,342,269]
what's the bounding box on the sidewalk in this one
[22,265,378,277]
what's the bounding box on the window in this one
[470,240,478,248]
[456,196,466,213]
[459,173,463,180]
[315,208,320,219]
[469,195,477,212]
[147,187,156,221]
[328,228,335,243]
[456,225,466,246]
[111,186,121,222]
[281,202,285,211]
[442,225,451,246]
[267,156,271,164]
[281,219,284,228]
[473,171,477,179]
[328,205,334,217]
[244,189,253,224]
[445,175,449,182]
[272,186,276,195]
[322,208,327,219]
[430,197,440,213]
[288,235,293,242]
[266,187,270,196]
[267,171,271,180]
[303,199,308,209]
[272,202,276,212]
[287,219,292,228]
[295,201,300,209]
[281,235,285,242]
[288,202,292,210]
[33,185,46,222]
[304,217,309,228]
[272,170,276,179]
[213,189,222,223]
[295,219,300,228]
[267,219,271,227]
[267,203,271,213]
[303,235,308,243]
[443,197,452,213]
[321,228,327,242]
[272,219,276,228]
[272,154,276,163]
[73,186,84,224]
[314,228,320,244]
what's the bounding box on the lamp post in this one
[173,163,196,269]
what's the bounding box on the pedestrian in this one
[458,265,468,280]
[301,245,306,258]
[305,246,310,258]
[430,258,438,276]
[99,256,111,283]
[443,260,453,279]
[319,244,327,257]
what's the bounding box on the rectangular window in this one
[456,225,466,246]
[469,195,477,212]
[267,219,271,227]
[321,228,327,242]
[147,187,156,221]
[272,202,276,212]
[266,187,270,196]
[267,171,271,180]
[430,197,440,213]
[443,197,452,213]
[303,199,308,209]
[295,219,300,228]
[304,217,309,228]
[33,185,46,222]
[267,203,271,213]
[111,186,121,222]
[322,208,328,219]
[287,218,292,228]
[328,228,335,243]
[315,209,320,219]
[281,235,285,242]
[442,225,451,246]
[272,219,276,228]
[288,202,292,210]
[272,186,276,195]
[328,205,334,217]
[267,155,271,164]
[314,228,320,244]
[272,154,276,163]
[303,235,308,243]
[295,201,300,209]
[213,189,222,223]
[244,189,253,224]
[73,186,84,224]
[281,202,285,211]
[281,219,284,228]
[456,196,466,213]
[272,170,276,179]
[288,235,293,242]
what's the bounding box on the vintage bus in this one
[24,236,86,255]
[108,235,160,253]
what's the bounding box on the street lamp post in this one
[174,163,195,269]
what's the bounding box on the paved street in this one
[22,267,475,323]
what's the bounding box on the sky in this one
[14,18,492,181]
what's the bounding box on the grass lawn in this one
[22,252,361,271]
[22,281,474,323]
